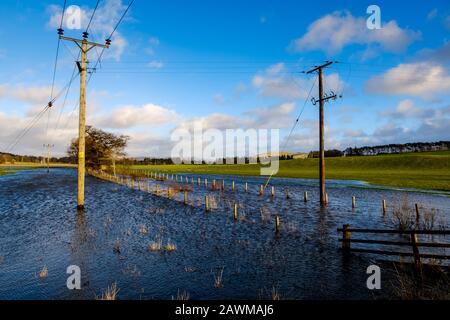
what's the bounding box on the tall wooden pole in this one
[77,40,87,210]
[318,68,325,206]
[60,36,109,210]
[305,61,335,207]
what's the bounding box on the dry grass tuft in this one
[271,286,281,300]
[38,266,48,279]
[139,225,148,235]
[98,282,120,300]
[260,207,272,223]
[184,266,196,273]
[113,239,121,254]
[392,264,450,300]
[165,240,177,252]
[148,238,162,252]
[214,268,224,288]
[391,197,416,231]
[174,289,190,300]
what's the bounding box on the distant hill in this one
[343,141,450,156]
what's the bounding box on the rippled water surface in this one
[0,169,449,299]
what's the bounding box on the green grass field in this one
[130,151,450,191]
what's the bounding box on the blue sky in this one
[0,0,449,157]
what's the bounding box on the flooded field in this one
[0,168,449,300]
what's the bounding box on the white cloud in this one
[379,100,428,119]
[11,85,53,105]
[252,63,343,100]
[47,0,132,61]
[416,41,450,63]
[176,102,297,133]
[366,62,450,99]
[149,37,160,46]
[148,60,164,69]
[92,103,179,129]
[291,11,420,55]
[445,15,450,30]
[427,8,438,20]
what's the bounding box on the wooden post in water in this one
[232,181,235,192]
[233,203,238,222]
[245,182,248,192]
[275,216,281,234]
[304,191,308,202]
[411,233,421,268]
[204,178,208,188]
[221,180,225,191]
[352,196,356,209]
[184,191,188,205]
[271,186,275,198]
[154,184,159,196]
[205,196,209,212]
[415,203,420,224]
[382,200,387,215]
[325,193,329,205]
[212,180,216,190]
[342,224,351,253]
[197,178,201,186]
[285,188,290,199]
[259,185,264,196]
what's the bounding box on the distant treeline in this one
[307,150,343,158]
[2,141,448,165]
[0,152,75,164]
[119,155,294,165]
[343,141,450,156]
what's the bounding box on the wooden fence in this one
[338,224,450,266]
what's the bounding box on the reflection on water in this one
[0,168,449,300]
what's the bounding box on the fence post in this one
[411,232,421,268]
[342,224,351,253]
[352,196,356,209]
[415,203,420,224]
[304,191,308,202]
[205,196,209,212]
[271,186,275,198]
[233,203,238,221]
[232,181,235,192]
[382,200,387,215]
[245,182,248,192]
[275,216,281,234]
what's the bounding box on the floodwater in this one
[0,168,449,300]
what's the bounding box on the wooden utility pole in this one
[306,61,337,206]
[60,35,109,210]
[43,144,54,173]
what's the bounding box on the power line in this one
[3,73,79,154]
[263,76,317,188]
[84,0,101,38]
[88,0,135,83]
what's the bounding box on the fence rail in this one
[337,225,450,266]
